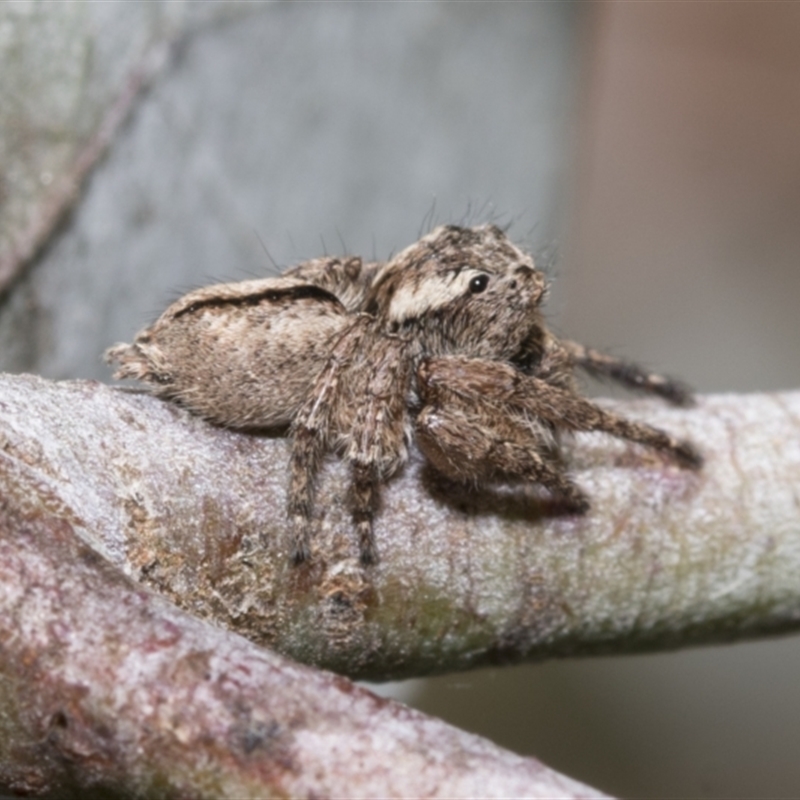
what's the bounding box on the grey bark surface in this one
[1,373,799,796]
[0,471,604,799]
[1,373,798,682]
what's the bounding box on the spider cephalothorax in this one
[107,224,701,565]
[365,224,547,360]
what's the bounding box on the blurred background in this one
[1,2,799,796]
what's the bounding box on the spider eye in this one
[469,274,489,294]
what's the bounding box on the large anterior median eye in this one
[469,274,489,294]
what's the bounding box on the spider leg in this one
[287,423,326,564]
[416,401,589,511]
[350,461,381,564]
[345,341,410,565]
[560,339,695,407]
[418,356,703,470]
[287,343,348,563]
[527,373,702,468]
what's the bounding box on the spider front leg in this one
[415,375,589,512]
[560,339,695,407]
[418,356,703,470]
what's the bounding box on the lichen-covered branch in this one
[0,482,602,799]
[1,372,797,797]
[1,373,799,684]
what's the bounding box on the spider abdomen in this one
[107,277,349,430]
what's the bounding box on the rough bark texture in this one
[1,372,798,797]
[0,483,602,799]
[1,373,799,681]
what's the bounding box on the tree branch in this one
[0,485,602,798]
[1,373,798,681]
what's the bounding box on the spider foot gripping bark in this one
[106,224,702,566]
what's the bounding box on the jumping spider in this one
[106,224,702,565]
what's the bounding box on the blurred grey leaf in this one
[0,0,259,293]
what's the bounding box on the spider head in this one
[365,224,548,359]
